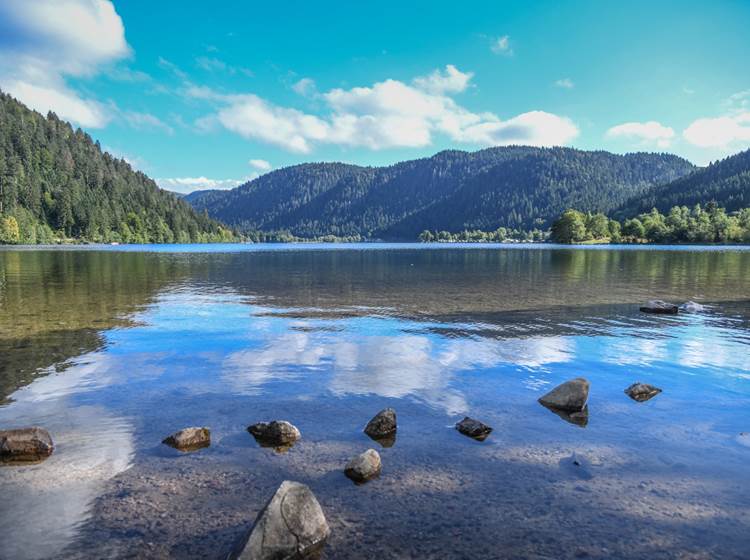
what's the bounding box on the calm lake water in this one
[1,244,749,559]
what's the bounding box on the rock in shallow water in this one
[162,427,210,451]
[455,417,493,440]
[640,300,679,314]
[364,408,397,440]
[0,427,54,463]
[681,301,705,313]
[625,382,662,402]
[538,378,590,412]
[248,421,301,447]
[228,480,330,560]
[345,449,382,483]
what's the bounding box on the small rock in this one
[162,427,210,451]
[345,449,382,483]
[228,480,330,560]
[538,378,589,412]
[737,432,750,448]
[364,408,397,440]
[455,417,492,440]
[0,427,54,463]
[625,382,662,402]
[248,421,301,447]
[681,301,705,313]
[639,300,678,314]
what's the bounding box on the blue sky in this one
[1,0,749,193]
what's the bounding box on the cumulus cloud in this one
[412,64,473,94]
[491,35,513,56]
[0,0,129,127]
[606,120,676,148]
[2,79,111,128]
[292,77,317,97]
[683,113,750,149]
[554,78,574,89]
[191,66,579,153]
[249,159,272,172]
[156,176,244,194]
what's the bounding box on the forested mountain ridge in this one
[0,91,234,244]
[187,147,695,239]
[616,148,750,217]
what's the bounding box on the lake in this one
[1,244,749,559]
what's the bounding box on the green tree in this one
[550,209,588,243]
[0,215,20,244]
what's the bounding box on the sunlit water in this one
[1,244,749,559]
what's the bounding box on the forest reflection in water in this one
[0,245,749,559]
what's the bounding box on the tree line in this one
[0,91,235,245]
[550,203,750,244]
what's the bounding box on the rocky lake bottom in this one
[1,244,749,559]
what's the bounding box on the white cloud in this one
[412,64,473,94]
[121,110,174,135]
[3,79,111,128]
[191,67,579,153]
[683,112,750,149]
[0,0,129,128]
[195,56,228,72]
[554,78,574,89]
[158,56,188,80]
[491,35,513,56]
[606,120,676,148]
[292,77,317,97]
[156,176,245,194]
[249,159,272,172]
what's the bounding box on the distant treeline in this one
[244,230,363,243]
[418,227,547,243]
[550,203,750,244]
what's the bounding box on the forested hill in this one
[186,147,695,239]
[616,148,750,217]
[0,91,233,244]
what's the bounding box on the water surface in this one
[1,244,749,559]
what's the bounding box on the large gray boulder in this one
[228,481,330,560]
[248,421,301,447]
[455,417,493,440]
[364,408,397,440]
[640,300,678,314]
[162,427,210,451]
[0,427,54,463]
[625,382,662,402]
[344,449,382,483]
[538,378,590,412]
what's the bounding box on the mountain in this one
[0,91,233,244]
[616,148,750,217]
[186,147,695,239]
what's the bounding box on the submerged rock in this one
[681,301,705,313]
[625,382,662,402]
[162,427,210,451]
[538,378,590,412]
[455,417,493,440]
[345,449,382,483]
[0,427,54,463]
[364,408,397,440]
[640,300,679,314]
[228,480,330,560]
[248,421,301,447]
[560,453,594,480]
[736,432,750,448]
